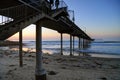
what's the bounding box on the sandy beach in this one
[0,0,120,80]
[0,49,120,80]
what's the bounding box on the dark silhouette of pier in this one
[0,0,93,80]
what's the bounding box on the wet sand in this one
[0,49,120,80]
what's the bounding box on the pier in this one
[0,0,93,80]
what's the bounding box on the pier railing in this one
[52,0,68,10]
[0,4,31,25]
[68,10,75,22]
[0,0,51,26]
[18,0,51,13]
[0,0,75,28]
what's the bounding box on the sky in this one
[8,0,120,41]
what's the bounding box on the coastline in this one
[0,49,120,80]
[1,40,120,58]
[1,45,120,59]
[90,53,120,58]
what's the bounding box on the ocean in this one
[22,40,120,58]
[1,40,120,58]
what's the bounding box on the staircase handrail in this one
[18,0,41,12]
[0,12,41,32]
[0,3,37,25]
[0,0,53,25]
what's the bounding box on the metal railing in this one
[0,0,74,26]
[19,0,51,14]
[51,1,75,22]
[0,4,36,25]
[52,0,68,10]
[68,10,75,22]
[0,15,13,25]
[0,0,52,26]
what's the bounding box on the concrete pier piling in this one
[19,30,23,67]
[35,22,46,80]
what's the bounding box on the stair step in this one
[0,12,44,40]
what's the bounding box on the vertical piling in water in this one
[70,34,72,56]
[83,38,84,49]
[82,39,85,56]
[78,37,81,49]
[60,33,63,55]
[73,36,75,55]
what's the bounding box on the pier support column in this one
[86,40,88,47]
[78,37,81,49]
[84,39,86,48]
[81,38,83,56]
[82,39,85,56]
[84,39,85,48]
[86,40,88,46]
[70,34,72,56]
[35,22,46,80]
[60,33,63,55]
[82,39,84,49]
[19,30,23,67]
[73,36,75,55]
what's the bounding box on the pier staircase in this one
[0,0,72,40]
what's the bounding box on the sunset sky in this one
[8,0,120,41]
